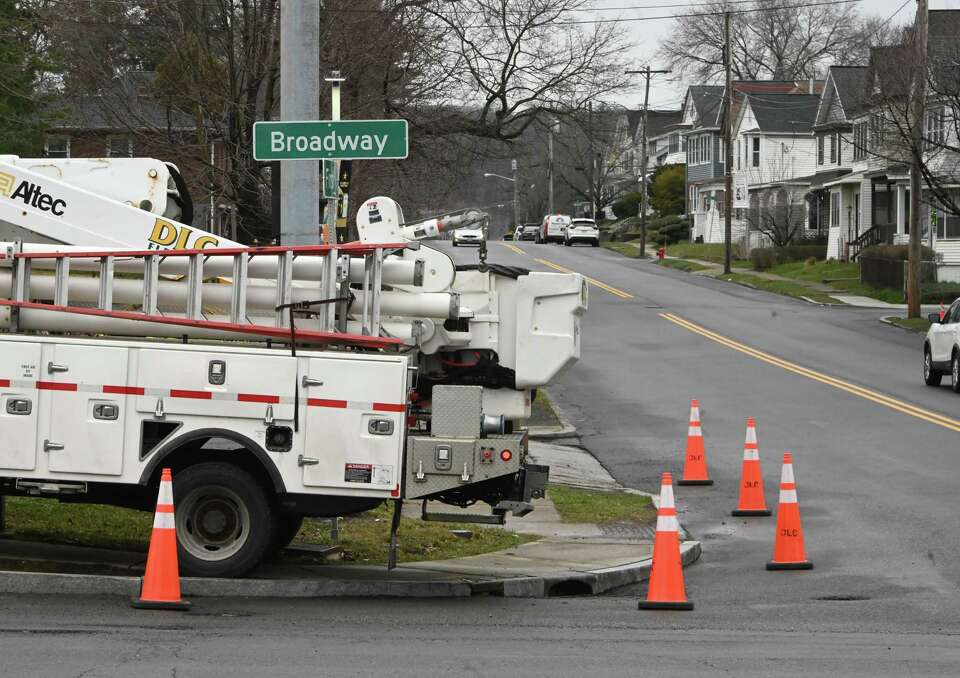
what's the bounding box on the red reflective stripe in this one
[169,389,212,400]
[659,508,677,516]
[103,385,145,395]
[155,504,174,513]
[36,381,77,392]
[373,402,406,413]
[781,482,796,490]
[0,379,9,387]
[237,393,280,404]
[744,443,758,449]
[689,420,700,426]
[308,398,348,408]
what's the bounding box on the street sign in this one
[322,159,337,199]
[733,174,750,209]
[253,119,408,161]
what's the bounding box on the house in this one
[834,10,960,281]
[733,93,821,246]
[807,66,869,260]
[41,72,233,235]
[682,80,823,244]
[641,109,684,176]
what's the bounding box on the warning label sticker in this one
[344,463,373,484]
[372,465,394,486]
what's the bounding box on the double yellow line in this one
[661,312,960,433]
[499,242,526,256]
[535,258,634,299]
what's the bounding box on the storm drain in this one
[599,523,687,540]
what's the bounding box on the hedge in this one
[859,244,936,261]
[751,245,827,271]
[921,282,960,304]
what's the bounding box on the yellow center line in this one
[660,311,960,433]
[534,258,634,300]
[498,242,526,256]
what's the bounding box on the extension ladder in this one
[0,241,414,349]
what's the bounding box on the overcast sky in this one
[596,0,960,110]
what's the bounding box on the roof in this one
[46,72,198,132]
[686,86,724,128]
[827,67,868,118]
[626,109,682,141]
[793,168,852,190]
[743,93,821,133]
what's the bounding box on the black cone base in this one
[677,479,713,486]
[766,561,814,571]
[638,600,694,611]
[732,508,771,517]
[131,597,191,610]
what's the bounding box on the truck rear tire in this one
[173,462,274,578]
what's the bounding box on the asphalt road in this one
[5,239,960,677]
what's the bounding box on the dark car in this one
[518,224,541,241]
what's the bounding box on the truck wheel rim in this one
[177,486,250,562]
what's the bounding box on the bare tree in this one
[658,0,886,83]
[744,185,807,246]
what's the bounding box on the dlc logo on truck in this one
[0,172,67,216]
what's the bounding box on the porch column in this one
[896,185,907,236]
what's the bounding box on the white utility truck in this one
[0,156,586,576]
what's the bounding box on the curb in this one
[0,541,701,598]
[0,541,701,600]
[879,315,927,333]
[528,391,579,441]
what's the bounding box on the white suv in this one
[924,299,960,390]
[565,218,600,247]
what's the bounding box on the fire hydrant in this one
[657,246,665,262]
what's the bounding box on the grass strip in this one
[2,496,537,566]
[548,485,655,525]
[717,272,836,304]
[658,258,711,272]
[885,316,931,333]
[601,242,646,258]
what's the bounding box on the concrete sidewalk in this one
[0,442,699,599]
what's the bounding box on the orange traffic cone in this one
[638,472,693,610]
[132,468,190,610]
[677,399,713,486]
[732,417,770,517]
[766,452,813,570]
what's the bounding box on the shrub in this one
[922,283,960,304]
[805,256,817,266]
[750,245,827,270]
[612,192,642,220]
[860,244,936,261]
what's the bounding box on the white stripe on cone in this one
[743,449,759,461]
[779,488,798,504]
[157,480,173,506]
[745,426,757,445]
[688,425,702,437]
[781,462,795,485]
[153,512,176,529]
[656,514,680,532]
[660,480,675,511]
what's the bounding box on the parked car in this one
[541,214,571,244]
[564,218,600,247]
[503,227,514,241]
[452,226,484,247]
[518,224,541,241]
[924,299,960,390]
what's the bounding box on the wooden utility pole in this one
[723,11,734,274]
[627,66,671,257]
[908,0,928,318]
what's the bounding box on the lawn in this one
[885,316,932,333]
[601,241,646,258]
[769,260,904,304]
[547,485,655,525]
[665,241,750,267]
[717,272,836,304]
[659,258,711,272]
[1,496,537,566]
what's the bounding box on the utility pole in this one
[279,1,321,245]
[512,159,520,229]
[548,118,558,214]
[723,10,734,274]
[908,0,928,318]
[627,66,671,257]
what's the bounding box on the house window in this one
[927,107,945,147]
[934,209,960,239]
[107,136,133,157]
[44,136,70,158]
[853,122,868,160]
[817,135,824,165]
[668,133,679,154]
[870,114,884,148]
[830,192,840,228]
[829,133,836,164]
[751,137,760,167]
[705,135,712,163]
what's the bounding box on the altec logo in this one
[0,173,67,216]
